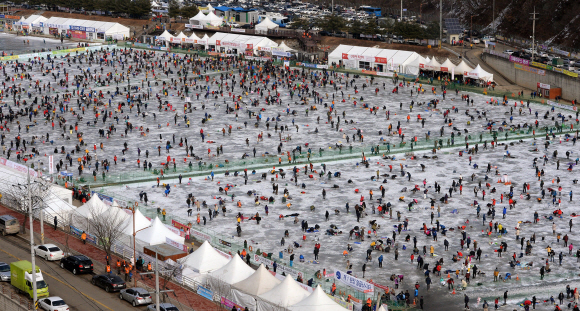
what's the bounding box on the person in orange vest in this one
[106,264,111,275]
[81,231,87,244]
[147,262,153,279]
[331,283,336,296]
[124,266,130,281]
[366,298,372,308]
[116,259,121,274]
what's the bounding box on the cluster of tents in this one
[180,241,351,311]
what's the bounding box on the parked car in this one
[147,303,180,311]
[35,244,65,261]
[240,24,253,29]
[38,296,69,311]
[91,274,126,292]
[59,255,93,275]
[119,287,152,307]
[0,215,20,236]
[319,30,331,36]
[0,262,10,281]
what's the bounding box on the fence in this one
[0,284,33,311]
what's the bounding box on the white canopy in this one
[466,64,494,82]
[439,58,456,72]
[424,57,441,71]
[289,285,348,311]
[189,12,208,25]
[74,195,110,219]
[188,32,201,41]
[279,42,296,52]
[378,305,389,311]
[175,32,188,39]
[120,209,151,235]
[135,217,184,245]
[255,17,279,32]
[403,54,427,75]
[258,275,310,308]
[179,241,229,273]
[208,254,255,285]
[205,11,224,26]
[157,30,174,41]
[232,264,281,295]
[454,60,474,76]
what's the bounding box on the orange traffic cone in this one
[447,273,451,278]
[516,274,519,281]
[452,289,456,295]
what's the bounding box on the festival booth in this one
[119,209,151,236]
[189,12,209,26]
[208,32,278,55]
[439,58,456,74]
[135,217,184,247]
[41,17,129,41]
[465,64,494,82]
[257,276,310,311]
[278,42,296,53]
[254,17,279,34]
[453,60,474,77]
[73,195,111,219]
[230,264,281,310]
[288,285,348,311]
[424,57,441,71]
[41,193,76,224]
[179,241,230,285]
[328,44,421,75]
[403,54,428,75]
[208,254,255,290]
[14,15,47,33]
[156,30,174,44]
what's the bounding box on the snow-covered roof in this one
[179,241,230,273]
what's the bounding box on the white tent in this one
[288,285,348,311]
[232,264,281,295]
[466,64,494,82]
[179,241,229,273]
[189,32,201,41]
[120,209,151,235]
[157,30,174,42]
[378,305,389,311]
[74,195,110,219]
[257,275,310,310]
[279,42,296,52]
[328,45,420,73]
[454,60,474,76]
[189,12,209,25]
[41,193,76,224]
[208,254,255,285]
[424,57,441,71]
[439,58,456,73]
[135,217,184,245]
[403,54,427,75]
[255,17,279,32]
[205,11,224,26]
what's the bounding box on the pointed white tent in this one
[120,209,151,235]
[179,240,229,273]
[288,285,348,311]
[232,264,281,295]
[255,17,279,32]
[424,57,441,71]
[279,42,296,52]
[454,60,474,76]
[135,217,184,245]
[205,11,224,26]
[74,195,110,219]
[175,32,188,39]
[157,30,174,42]
[403,54,427,75]
[466,64,494,82]
[189,32,201,41]
[258,275,310,309]
[189,12,209,25]
[439,59,456,73]
[378,305,389,311]
[208,255,255,285]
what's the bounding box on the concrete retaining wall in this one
[481,53,580,102]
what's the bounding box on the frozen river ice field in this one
[2,46,579,310]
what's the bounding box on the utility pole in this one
[439,0,442,48]
[27,166,37,309]
[530,7,538,62]
[492,0,495,35]
[141,251,173,311]
[401,0,403,21]
[331,0,333,15]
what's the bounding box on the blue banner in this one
[70,25,86,31]
[197,286,213,301]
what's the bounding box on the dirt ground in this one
[321,36,454,58]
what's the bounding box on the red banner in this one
[367,279,389,291]
[342,53,348,59]
[419,64,425,68]
[216,40,221,46]
[441,67,448,72]
[171,219,190,231]
[374,57,387,64]
[246,44,253,50]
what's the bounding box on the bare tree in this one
[87,206,128,260]
[0,174,51,234]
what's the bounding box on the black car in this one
[60,255,93,275]
[319,31,331,36]
[91,274,126,292]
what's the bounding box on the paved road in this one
[0,234,137,311]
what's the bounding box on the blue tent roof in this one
[214,6,232,12]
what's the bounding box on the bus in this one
[360,6,382,17]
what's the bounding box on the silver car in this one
[147,303,179,311]
[119,287,152,307]
[0,262,10,281]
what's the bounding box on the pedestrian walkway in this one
[0,204,220,311]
